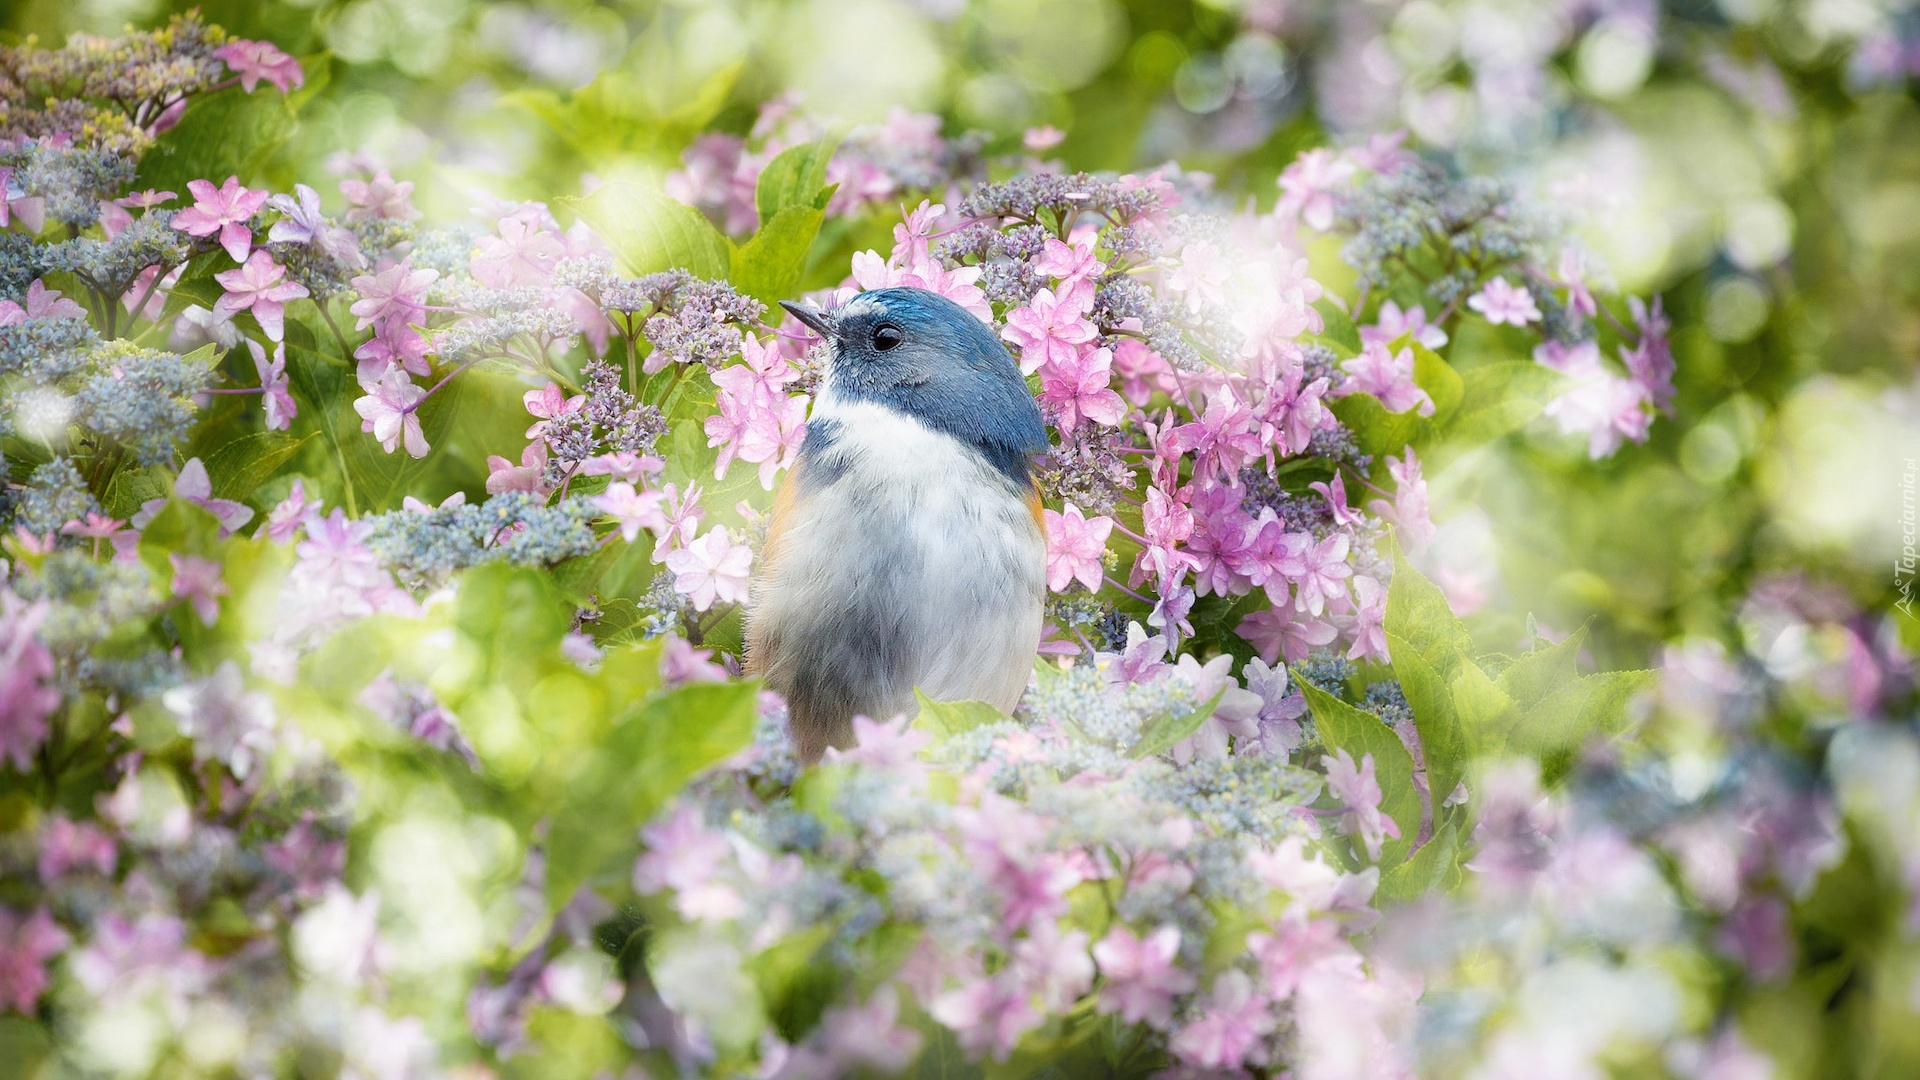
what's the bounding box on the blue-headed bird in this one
[747,287,1050,762]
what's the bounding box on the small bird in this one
[747,287,1050,762]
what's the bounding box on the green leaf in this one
[135,86,296,195]
[1293,678,1420,868]
[1384,544,1471,680]
[1410,342,1465,425]
[544,680,759,906]
[730,204,827,308]
[1510,670,1653,785]
[1494,624,1589,708]
[1129,687,1226,760]
[1327,393,1432,458]
[750,924,837,1042]
[508,61,742,166]
[1449,657,1521,763]
[1377,819,1460,902]
[563,180,732,279]
[912,691,1003,741]
[1387,631,1464,813]
[755,138,841,220]
[203,431,313,503]
[1312,298,1361,354]
[1441,361,1563,448]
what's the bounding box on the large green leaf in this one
[563,180,732,280]
[1377,818,1460,902]
[204,430,313,503]
[1510,670,1653,785]
[544,680,759,906]
[1387,630,1464,813]
[1410,342,1465,425]
[755,138,840,221]
[1384,545,1471,680]
[135,85,296,194]
[508,61,741,166]
[1129,688,1227,760]
[1295,678,1420,868]
[912,691,1002,741]
[1327,393,1432,458]
[730,204,826,308]
[1494,624,1589,708]
[1449,657,1522,763]
[1442,361,1563,448]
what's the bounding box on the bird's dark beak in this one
[780,300,839,342]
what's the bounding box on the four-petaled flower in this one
[133,458,255,534]
[1001,282,1097,376]
[214,39,305,93]
[1467,277,1543,326]
[1323,748,1402,861]
[172,176,270,262]
[1038,344,1127,430]
[169,553,228,626]
[1042,503,1113,594]
[663,527,752,611]
[593,481,668,543]
[249,339,297,431]
[354,369,429,458]
[214,251,309,341]
[0,280,86,325]
[1092,925,1196,1029]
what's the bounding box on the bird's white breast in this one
[751,395,1046,721]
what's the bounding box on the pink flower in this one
[1359,299,1448,351]
[825,714,933,771]
[214,39,304,93]
[267,184,365,269]
[172,176,270,262]
[1170,652,1264,763]
[1042,503,1113,593]
[1323,748,1402,860]
[1247,914,1353,1002]
[120,263,181,321]
[1092,925,1195,1028]
[929,974,1042,1062]
[1543,370,1653,458]
[1293,531,1352,616]
[471,206,563,286]
[1033,226,1102,286]
[1038,344,1126,430]
[578,452,661,483]
[170,553,228,626]
[1022,125,1066,151]
[848,249,991,324]
[1337,341,1434,416]
[132,458,254,534]
[340,169,420,223]
[707,341,810,490]
[632,804,739,921]
[1,592,59,773]
[654,482,705,560]
[1276,148,1355,231]
[663,527,752,611]
[1307,471,1366,529]
[592,481,667,543]
[1467,278,1542,326]
[1366,448,1435,553]
[265,480,318,543]
[354,370,430,458]
[522,382,586,440]
[1237,603,1337,665]
[1001,283,1097,376]
[814,987,924,1074]
[659,636,728,686]
[1558,247,1598,320]
[248,339,297,430]
[348,258,438,336]
[60,512,124,541]
[0,279,87,325]
[38,817,115,882]
[485,441,551,495]
[0,908,69,1014]
[213,251,309,341]
[1169,970,1276,1069]
[1345,575,1389,662]
[1111,338,1172,406]
[1132,486,1197,591]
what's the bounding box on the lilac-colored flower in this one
[593,481,667,543]
[1169,970,1276,1070]
[471,206,563,286]
[578,452,662,484]
[248,339,297,430]
[1337,341,1434,416]
[485,441,550,496]
[1038,344,1126,430]
[664,527,752,611]
[214,39,305,93]
[1360,299,1449,350]
[659,636,728,686]
[521,382,586,440]
[0,908,69,1014]
[1011,922,1094,1011]
[1001,283,1097,376]
[1307,471,1366,529]
[68,911,207,1009]
[267,183,365,268]
[169,553,228,626]
[1366,448,1435,553]
[214,251,310,341]
[60,512,124,541]
[262,814,345,901]
[1108,622,1171,685]
[38,817,115,882]
[1323,748,1402,861]
[1543,370,1653,458]
[1345,575,1389,662]
[1042,503,1113,593]
[929,973,1042,1062]
[1022,124,1066,151]
[348,258,438,336]
[264,479,319,543]
[161,660,276,778]
[340,169,421,223]
[1242,657,1308,757]
[1149,583,1196,640]
[0,591,58,775]
[825,714,932,771]
[1467,278,1543,326]
[0,279,87,325]
[1091,925,1193,1028]
[1557,247,1598,320]
[815,986,924,1074]
[1276,148,1356,231]
[133,458,255,534]
[172,176,270,262]
[1170,652,1264,763]
[355,369,430,458]
[1294,531,1353,616]
[1247,913,1353,1002]
[633,804,740,921]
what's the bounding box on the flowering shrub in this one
[1,8,1917,1080]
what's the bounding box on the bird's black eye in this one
[872,324,904,351]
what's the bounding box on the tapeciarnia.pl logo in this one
[1899,457,1916,619]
